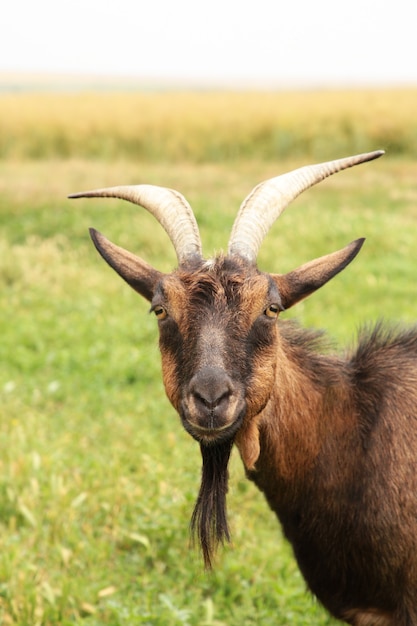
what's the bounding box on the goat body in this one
[71,151,417,625]
[251,321,417,624]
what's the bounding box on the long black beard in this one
[190,438,234,569]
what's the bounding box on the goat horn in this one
[69,184,203,264]
[228,150,385,264]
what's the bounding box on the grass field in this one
[0,88,417,625]
[1,88,417,161]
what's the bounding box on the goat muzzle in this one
[181,366,245,443]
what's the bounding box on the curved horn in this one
[69,184,202,265]
[228,150,385,264]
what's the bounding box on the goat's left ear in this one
[89,228,163,302]
[272,238,365,310]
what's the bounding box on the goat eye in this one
[153,305,168,320]
[265,304,280,319]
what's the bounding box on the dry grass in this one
[0,88,416,161]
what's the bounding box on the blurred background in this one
[0,2,416,625]
[2,0,416,88]
[1,0,416,161]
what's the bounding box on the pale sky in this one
[1,0,416,87]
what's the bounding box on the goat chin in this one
[186,423,236,445]
[184,422,241,446]
[180,407,246,446]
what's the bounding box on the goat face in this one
[151,257,281,446]
[85,224,362,455]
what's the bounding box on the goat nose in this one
[189,367,233,411]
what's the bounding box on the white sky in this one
[1,0,416,87]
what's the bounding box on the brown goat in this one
[70,151,417,625]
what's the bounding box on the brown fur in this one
[247,322,417,624]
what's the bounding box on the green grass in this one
[1,153,416,625]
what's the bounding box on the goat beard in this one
[190,438,234,569]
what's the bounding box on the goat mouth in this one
[186,420,235,443]
[182,411,245,445]
[180,393,247,444]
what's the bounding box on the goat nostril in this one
[194,391,210,409]
[194,388,231,410]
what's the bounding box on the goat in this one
[70,150,417,625]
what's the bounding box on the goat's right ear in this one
[272,238,365,310]
[89,228,163,302]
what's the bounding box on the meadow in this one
[0,87,416,625]
[1,88,417,162]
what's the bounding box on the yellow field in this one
[0,88,416,161]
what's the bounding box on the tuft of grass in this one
[0,129,416,622]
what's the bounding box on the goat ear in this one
[272,238,365,310]
[89,228,163,302]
